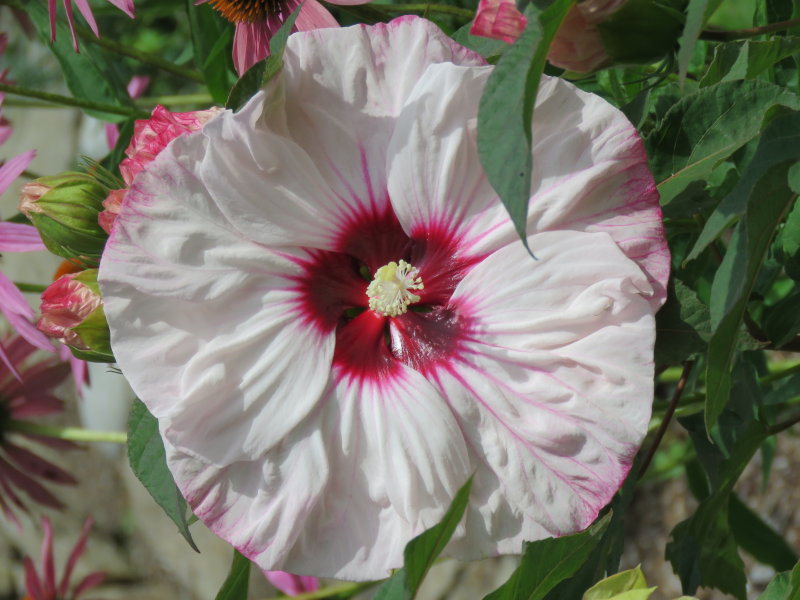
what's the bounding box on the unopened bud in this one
[38,269,114,363]
[19,172,108,260]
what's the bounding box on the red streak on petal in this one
[292,203,484,384]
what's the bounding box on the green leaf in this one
[583,566,654,600]
[729,493,798,572]
[666,491,746,599]
[483,513,611,600]
[373,476,473,600]
[476,0,574,246]
[704,112,800,429]
[127,399,199,552]
[214,550,251,600]
[758,561,800,600]
[373,572,406,600]
[225,4,302,110]
[187,0,235,105]
[764,291,800,347]
[701,38,800,87]
[25,1,133,122]
[451,24,508,60]
[677,0,723,83]
[403,477,473,596]
[655,278,711,366]
[646,80,800,206]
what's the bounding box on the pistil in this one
[366,260,424,317]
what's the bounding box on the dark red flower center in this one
[291,204,483,383]
[208,0,280,22]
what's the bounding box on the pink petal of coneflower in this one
[58,517,94,597]
[0,222,46,252]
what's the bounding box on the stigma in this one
[366,260,424,317]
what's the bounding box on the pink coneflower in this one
[23,516,104,600]
[197,0,372,76]
[48,0,136,51]
[0,151,54,377]
[0,332,76,525]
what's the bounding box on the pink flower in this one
[470,0,626,73]
[265,571,320,595]
[23,516,104,600]
[470,0,527,44]
[99,105,223,234]
[48,0,136,52]
[0,333,76,524]
[0,151,54,377]
[197,0,372,76]
[38,272,103,351]
[98,17,668,580]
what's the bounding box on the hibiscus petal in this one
[101,144,336,465]
[386,62,509,252]
[169,365,470,581]
[436,230,654,559]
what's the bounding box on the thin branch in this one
[701,18,800,41]
[74,25,206,83]
[6,420,127,444]
[375,3,474,18]
[0,83,149,119]
[638,361,694,480]
[766,410,800,435]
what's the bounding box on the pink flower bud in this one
[18,181,51,216]
[264,571,320,596]
[119,105,224,186]
[470,0,527,45]
[548,0,625,73]
[98,188,126,235]
[38,270,103,352]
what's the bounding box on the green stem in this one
[6,420,127,444]
[0,83,149,119]
[701,17,800,41]
[74,25,206,83]
[262,581,379,600]
[375,2,474,18]
[14,282,47,293]
[2,98,64,109]
[761,361,800,385]
[135,93,215,107]
[639,361,693,479]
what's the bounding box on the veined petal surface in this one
[100,16,667,581]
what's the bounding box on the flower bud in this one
[37,269,114,363]
[596,0,686,67]
[19,172,108,260]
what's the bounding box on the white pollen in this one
[366,259,424,317]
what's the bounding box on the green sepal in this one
[26,172,109,259]
[70,305,114,363]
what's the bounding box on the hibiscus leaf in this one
[483,512,612,600]
[758,561,800,600]
[214,550,251,600]
[729,493,798,572]
[373,476,473,600]
[225,5,301,111]
[676,0,723,84]
[451,24,508,60]
[187,0,235,105]
[477,0,575,247]
[705,114,800,431]
[700,38,800,88]
[24,0,134,123]
[127,399,199,552]
[645,79,800,207]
